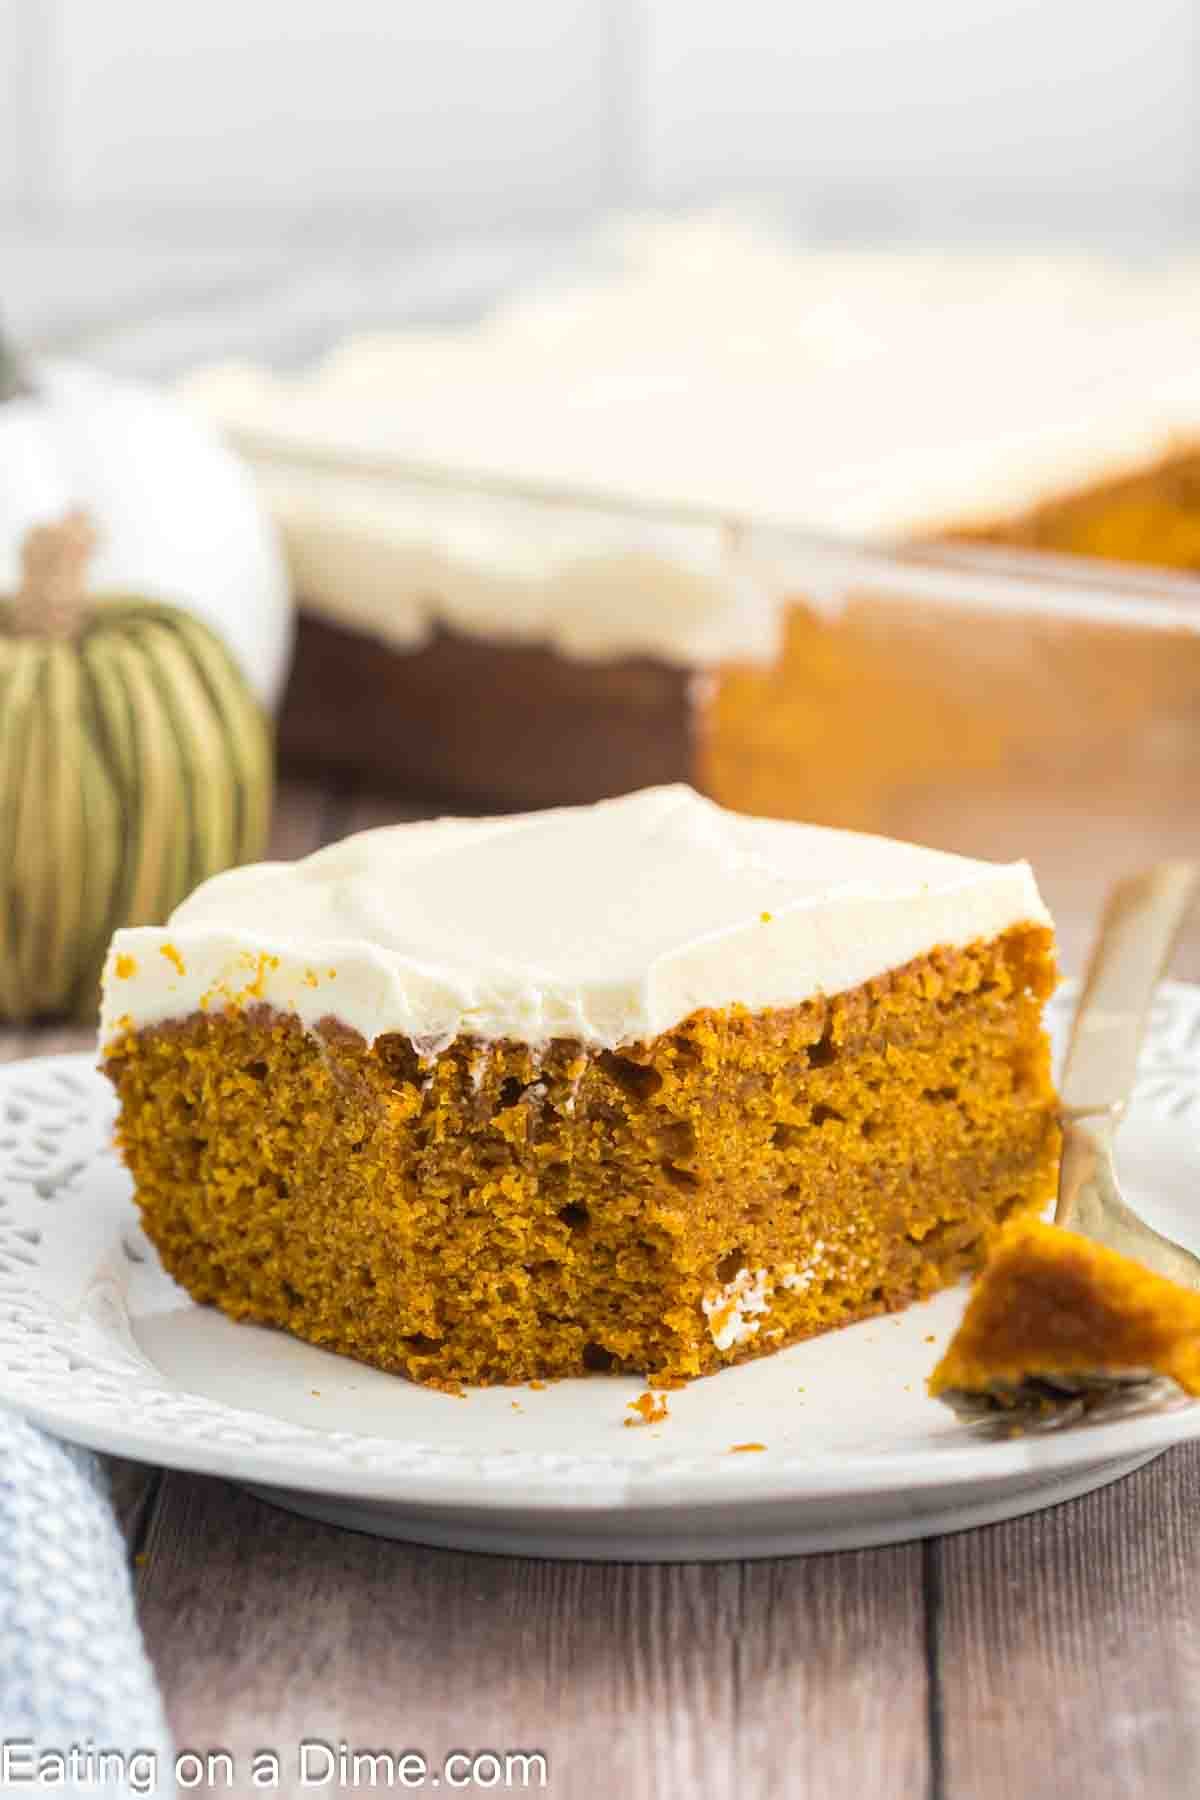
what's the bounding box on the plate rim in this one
[7,1372,1200,1513]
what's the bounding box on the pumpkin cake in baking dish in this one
[179,217,1200,823]
[100,785,1059,1390]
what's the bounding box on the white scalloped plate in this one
[1,983,1199,1560]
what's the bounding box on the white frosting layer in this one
[177,215,1200,664]
[244,472,782,669]
[101,785,1050,1054]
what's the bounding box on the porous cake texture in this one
[101,787,1059,1389]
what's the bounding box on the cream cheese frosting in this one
[176,214,1200,665]
[101,785,1051,1054]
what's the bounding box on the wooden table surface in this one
[6,773,1200,1800]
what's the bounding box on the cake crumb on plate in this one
[625,1391,670,1427]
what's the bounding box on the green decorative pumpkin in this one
[0,511,274,1020]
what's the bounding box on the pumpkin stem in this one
[11,509,99,640]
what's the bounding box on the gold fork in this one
[938,862,1200,1431]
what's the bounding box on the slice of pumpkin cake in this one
[100,784,1058,1389]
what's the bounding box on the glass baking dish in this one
[184,393,1199,985]
[716,531,1200,981]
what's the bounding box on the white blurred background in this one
[2,0,1199,368]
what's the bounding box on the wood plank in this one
[337,781,444,838]
[138,1475,928,1798]
[0,1022,93,1059]
[935,1444,1200,1799]
[103,1458,161,1551]
[266,771,344,861]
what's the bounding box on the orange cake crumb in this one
[625,1391,670,1427]
[240,950,279,1000]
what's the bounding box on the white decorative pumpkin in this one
[0,357,292,708]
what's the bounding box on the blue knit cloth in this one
[0,1415,172,1797]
